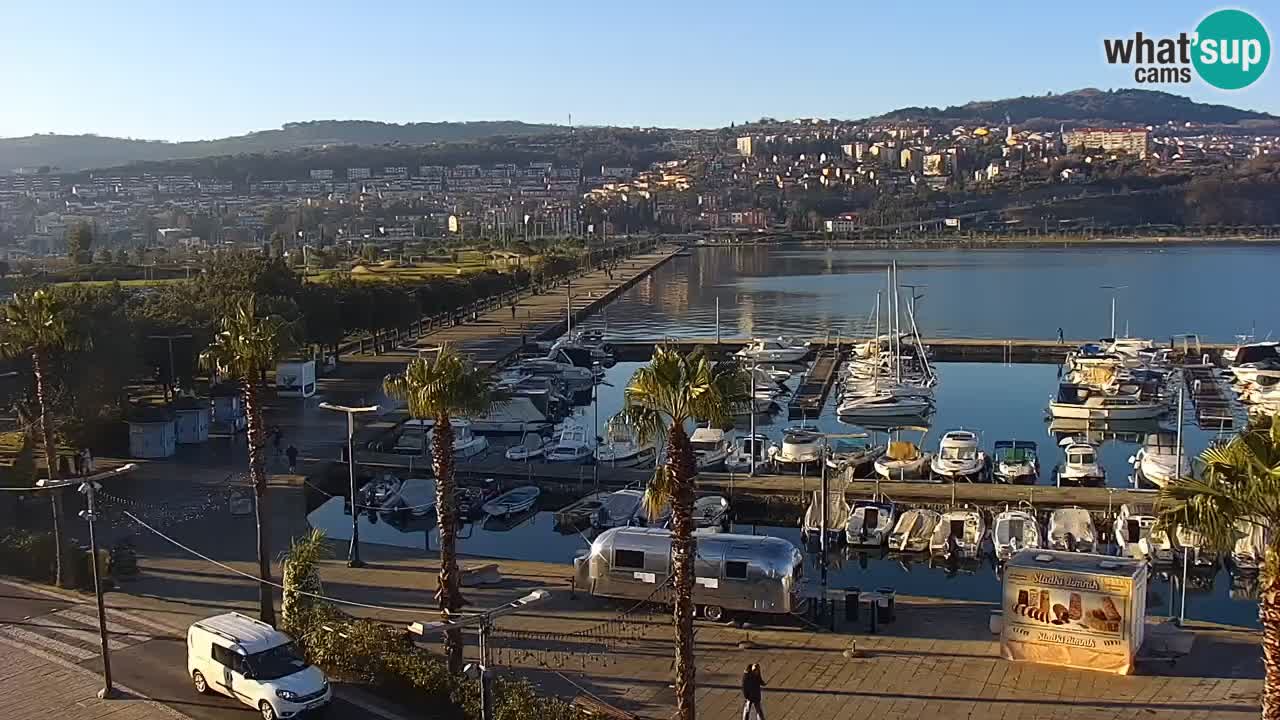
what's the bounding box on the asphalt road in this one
[0,581,372,719]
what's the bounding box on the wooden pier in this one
[788,348,844,419]
[1181,365,1236,428]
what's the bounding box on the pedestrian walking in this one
[286,445,299,473]
[1057,327,1065,344]
[272,428,283,457]
[510,303,517,320]
[72,449,83,476]
[741,663,766,720]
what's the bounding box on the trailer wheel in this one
[702,605,725,622]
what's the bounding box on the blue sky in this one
[0,0,1275,140]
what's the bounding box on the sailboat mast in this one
[893,261,902,385]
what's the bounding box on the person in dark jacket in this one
[741,663,766,720]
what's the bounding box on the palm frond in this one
[642,465,678,520]
[382,344,496,421]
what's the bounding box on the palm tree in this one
[382,344,497,673]
[621,346,749,720]
[281,528,331,630]
[200,296,288,626]
[1157,415,1280,718]
[0,290,82,588]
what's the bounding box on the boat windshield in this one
[941,446,977,461]
[1000,448,1029,462]
[692,440,722,452]
[1068,451,1096,465]
[741,437,763,454]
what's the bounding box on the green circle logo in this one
[1193,9,1270,89]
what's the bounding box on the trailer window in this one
[614,549,645,569]
[724,561,748,580]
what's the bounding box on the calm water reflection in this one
[580,245,1278,342]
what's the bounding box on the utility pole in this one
[37,463,138,699]
[409,590,551,720]
[319,402,380,567]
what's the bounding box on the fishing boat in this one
[736,337,811,363]
[874,432,932,481]
[1129,432,1190,488]
[1056,439,1106,487]
[1046,507,1097,553]
[1049,383,1166,421]
[888,508,940,552]
[590,489,645,530]
[594,415,656,468]
[801,490,850,548]
[769,426,825,474]
[992,441,1039,484]
[928,508,987,560]
[428,419,490,459]
[845,500,896,547]
[481,485,541,518]
[1113,503,1168,562]
[725,433,770,474]
[992,508,1042,561]
[836,393,932,420]
[545,420,595,464]
[505,431,555,461]
[690,427,732,471]
[929,430,987,482]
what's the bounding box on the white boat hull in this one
[874,455,931,480]
[1048,402,1165,420]
[595,445,656,468]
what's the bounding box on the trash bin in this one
[877,586,896,623]
[844,587,860,622]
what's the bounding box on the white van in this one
[187,612,331,719]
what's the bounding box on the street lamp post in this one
[147,334,193,402]
[319,402,380,567]
[37,463,138,700]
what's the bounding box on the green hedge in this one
[0,529,91,588]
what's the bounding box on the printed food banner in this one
[1001,566,1134,674]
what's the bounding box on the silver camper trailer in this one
[574,527,805,621]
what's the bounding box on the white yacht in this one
[836,393,932,419]
[992,508,1042,561]
[689,426,732,471]
[874,437,932,481]
[1105,338,1155,360]
[1113,503,1169,562]
[725,433,770,474]
[1056,439,1106,487]
[427,419,490,459]
[736,337,811,363]
[545,420,595,464]
[1047,507,1097,553]
[594,415,656,468]
[845,500,896,547]
[888,508,940,552]
[929,508,987,560]
[992,441,1039,484]
[769,427,825,474]
[1130,432,1190,488]
[504,431,555,461]
[801,490,850,548]
[1049,383,1166,421]
[1228,342,1280,384]
[929,430,987,482]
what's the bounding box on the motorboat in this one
[992,441,1039,485]
[594,415,656,468]
[361,473,404,511]
[992,508,1042,561]
[1230,357,1280,386]
[513,356,595,389]
[654,495,731,533]
[553,491,611,532]
[928,508,986,560]
[690,426,732,471]
[836,393,932,420]
[725,433,770,474]
[1056,439,1106,487]
[468,397,548,434]
[929,430,987,482]
[1113,503,1169,562]
[735,337,811,363]
[1230,519,1267,574]
[801,490,850,548]
[845,500,896,547]
[888,508,940,552]
[545,420,596,464]
[505,431,555,461]
[1049,383,1166,421]
[481,485,541,518]
[1129,432,1190,488]
[754,365,795,383]
[1172,527,1219,568]
[874,438,932,481]
[825,435,884,474]
[1105,337,1155,360]
[769,426,825,474]
[1228,342,1280,383]
[551,331,615,365]
[427,419,490,459]
[391,478,437,518]
[591,489,645,530]
[1046,507,1097,552]
[456,482,499,520]
[735,390,782,417]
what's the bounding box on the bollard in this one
[877,587,896,623]
[845,587,860,622]
[868,597,879,634]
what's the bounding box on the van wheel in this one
[702,605,725,622]
[259,701,277,720]
[191,671,209,694]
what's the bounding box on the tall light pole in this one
[1100,285,1127,339]
[319,402,380,568]
[147,333,193,402]
[37,463,138,699]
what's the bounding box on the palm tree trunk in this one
[1263,547,1280,720]
[244,380,277,626]
[32,351,67,588]
[666,424,698,720]
[432,414,464,673]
